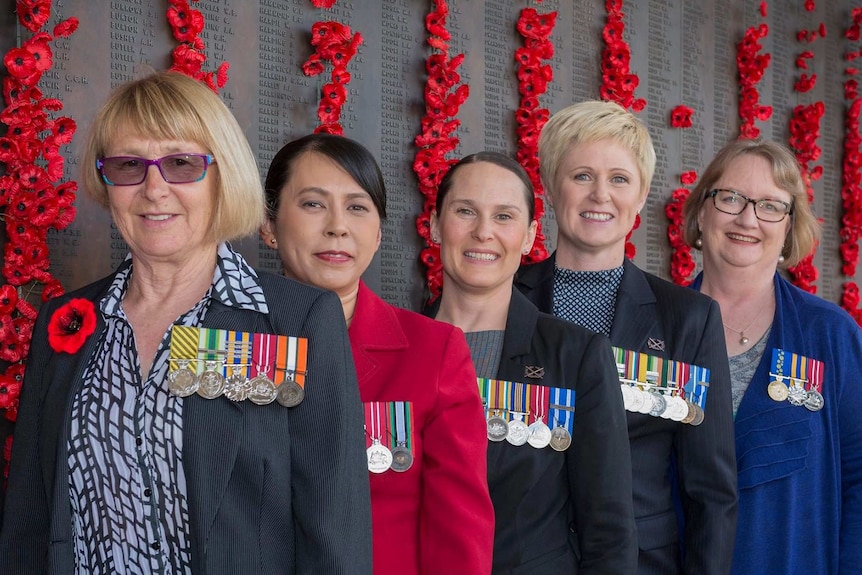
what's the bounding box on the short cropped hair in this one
[82,71,264,242]
[264,133,387,220]
[539,100,656,197]
[682,138,820,267]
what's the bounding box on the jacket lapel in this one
[181,302,258,558]
[514,252,556,313]
[609,259,658,351]
[348,282,408,390]
[490,289,541,472]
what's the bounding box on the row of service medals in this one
[166,326,308,407]
[365,401,415,473]
[766,348,824,411]
[479,378,575,452]
[614,347,709,426]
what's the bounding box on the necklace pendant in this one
[740,335,750,345]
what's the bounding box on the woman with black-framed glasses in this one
[0,71,373,575]
[683,138,862,575]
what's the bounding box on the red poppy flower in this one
[52,16,78,37]
[302,55,325,77]
[321,82,347,106]
[425,7,451,41]
[17,0,51,32]
[795,73,817,93]
[670,105,694,128]
[4,48,36,79]
[331,67,351,85]
[24,39,52,72]
[677,172,696,187]
[0,369,23,411]
[311,0,337,7]
[311,21,352,49]
[317,102,340,125]
[0,286,18,317]
[47,298,97,354]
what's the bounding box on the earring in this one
[778,254,785,264]
[695,237,703,248]
[270,238,277,245]
[431,235,439,243]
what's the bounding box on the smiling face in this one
[698,153,792,274]
[431,161,537,299]
[105,135,217,266]
[261,151,381,298]
[549,138,647,270]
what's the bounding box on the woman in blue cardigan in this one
[683,138,862,575]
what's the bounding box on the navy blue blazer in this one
[0,270,372,575]
[430,289,637,575]
[516,255,737,575]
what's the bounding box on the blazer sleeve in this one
[674,299,738,575]
[568,331,638,575]
[290,290,373,575]
[837,320,862,574]
[419,327,495,574]
[0,299,57,574]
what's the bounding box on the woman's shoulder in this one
[256,269,330,298]
[779,276,861,333]
[639,267,716,309]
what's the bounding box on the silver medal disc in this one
[620,384,634,410]
[788,385,807,407]
[636,389,653,414]
[367,441,393,473]
[224,373,252,402]
[197,362,226,399]
[648,392,668,417]
[626,387,645,413]
[506,419,529,446]
[168,362,199,397]
[803,389,824,411]
[247,375,278,405]
[526,420,552,449]
[487,415,509,442]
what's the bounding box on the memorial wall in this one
[1,0,860,312]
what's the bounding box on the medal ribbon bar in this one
[170,325,200,373]
[548,387,575,434]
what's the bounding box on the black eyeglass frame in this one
[96,153,216,186]
[706,188,793,223]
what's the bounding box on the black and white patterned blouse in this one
[552,264,624,336]
[67,243,269,574]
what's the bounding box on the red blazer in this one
[349,281,494,575]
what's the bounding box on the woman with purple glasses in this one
[0,71,372,575]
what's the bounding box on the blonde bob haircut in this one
[82,71,264,242]
[539,99,656,198]
[682,138,820,268]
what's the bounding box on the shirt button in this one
[144,488,152,497]
[135,437,143,446]
[151,541,161,551]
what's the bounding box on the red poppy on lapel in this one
[47,298,96,354]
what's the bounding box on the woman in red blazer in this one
[261,133,494,575]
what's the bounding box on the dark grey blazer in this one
[516,255,737,575]
[0,270,372,575]
[429,289,637,575]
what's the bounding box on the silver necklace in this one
[723,304,768,346]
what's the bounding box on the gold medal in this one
[767,378,789,402]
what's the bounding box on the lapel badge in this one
[647,338,665,352]
[525,365,545,379]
